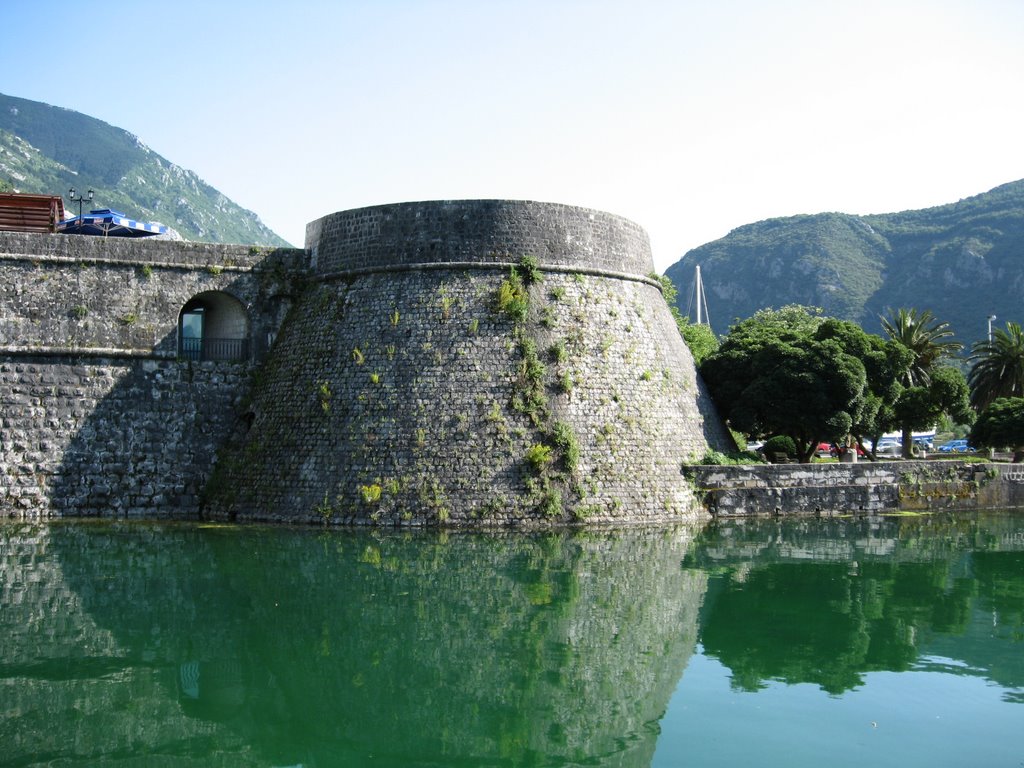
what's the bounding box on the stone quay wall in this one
[204,201,732,526]
[686,460,1019,517]
[0,231,307,518]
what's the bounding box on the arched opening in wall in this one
[178,291,250,362]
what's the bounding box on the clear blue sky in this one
[3,0,1023,271]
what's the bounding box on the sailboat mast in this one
[695,265,703,325]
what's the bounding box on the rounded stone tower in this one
[205,200,731,526]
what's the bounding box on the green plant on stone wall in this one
[317,381,333,413]
[369,372,381,384]
[359,483,382,504]
[391,309,400,326]
[72,305,88,320]
[516,255,542,285]
[140,264,153,280]
[497,269,530,322]
[351,347,365,365]
[549,339,568,363]
[525,443,553,473]
[551,421,580,474]
[440,294,455,321]
[512,337,548,425]
[120,312,138,326]
[468,318,479,335]
[558,371,574,394]
[315,492,334,522]
[206,265,223,276]
[540,487,563,517]
[573,503,600,521]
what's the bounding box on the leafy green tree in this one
[968,321,1024,411]
[892,366,972,455]
[881,308,963,386]
[701,306,869,462]
[969,397,1024,462]
[815,319,913,457]
[881,308,964,456]
[680,320,719,366]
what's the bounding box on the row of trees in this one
[695,305,1024,462]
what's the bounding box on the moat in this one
[2,511,1021,766]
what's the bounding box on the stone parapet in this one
[306,200,654,277]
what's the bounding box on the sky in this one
[3,0,1023,272]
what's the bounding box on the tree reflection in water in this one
[690,513,1024,698]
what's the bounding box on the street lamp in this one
[988,314,997,343]
[68,188,94,228]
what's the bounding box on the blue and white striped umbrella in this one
[57,208,168,238]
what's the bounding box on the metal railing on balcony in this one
[179,337,249,362]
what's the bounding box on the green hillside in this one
[666,180,1024,345]
[0,92,289,246]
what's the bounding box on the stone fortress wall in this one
[207,201,732,525]
[0,200,732,525]
[0,232,307,517]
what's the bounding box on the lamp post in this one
[988,314,997,343]
[68,188,94,228]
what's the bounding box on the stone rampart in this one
[206,201,731,526]
[0,232,307,518]
[686,460,1016,516]
[1,203,732,526]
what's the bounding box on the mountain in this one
[666,180,1024,344]
[0,93,289,246]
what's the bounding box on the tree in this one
[881,308,963,386]
[815,319,913,457]
[968,321,1024,411]
[680,320,719,366]
[969,397,1024,462]
[881,308,964,456]
[701,306,869,462]
[892,366,972,454]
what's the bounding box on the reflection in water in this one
[1,513,1022,765]
[689,513,1024,699]
[0,523,704,766]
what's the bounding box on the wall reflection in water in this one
[0,523,705,766]
[2,513,1022,766]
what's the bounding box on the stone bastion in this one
[205,200,732,525]
[0,200,732,526]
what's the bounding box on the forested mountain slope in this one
[666,180,1024,344]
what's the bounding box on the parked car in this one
[815,442,838,458]
[874,440,903,457]
[937,439,972,453]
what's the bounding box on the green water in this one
[1,513,1021,767]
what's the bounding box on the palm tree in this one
[881,308,964,457]
[968,321,1024,411]
[880,308,963,386]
